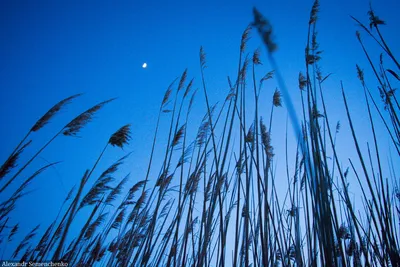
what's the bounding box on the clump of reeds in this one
[0,1,398,266]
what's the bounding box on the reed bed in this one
[0,1,399,266]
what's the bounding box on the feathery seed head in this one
[8,224,19,242]
[240,25,251,53]
[172,124,186,147]
[200,46,206,69]
[368,7,385,29]
[184,78,194,98]
[260,118,274,167]
[273,89,282,107]
[252,48,262,65]
[252,8,277,53]
[111,208,126,230]
[240,57,250,83]
[105,174,129,205]
[109,124,131,148]
[85,213,108,240]
[259,70,275,89]
[31,94,82,132]
[162,78,178,108]
[63,98,115,136]
[188,89,197,113]
[245,125,255,143]
[162,88,172,107]
[338,224,350,240]
[127,180,146,200]
[356,65,365,85]
[0,140,31,180]
[309,0,320,25]
[185,171,201,196]
[298,72,307,90]
[345,239,357,257]
[178,69,188,92]
[287,206,298,217]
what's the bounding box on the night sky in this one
[0,0,399,261]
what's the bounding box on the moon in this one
[142,63,147,68]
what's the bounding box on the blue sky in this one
[0,0,399,261]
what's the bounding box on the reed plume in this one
[109,124,131,148]
[63,98,115,136]
[0,140,31,180]
[31,94,82,132]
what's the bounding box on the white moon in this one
[142,63,147,68]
